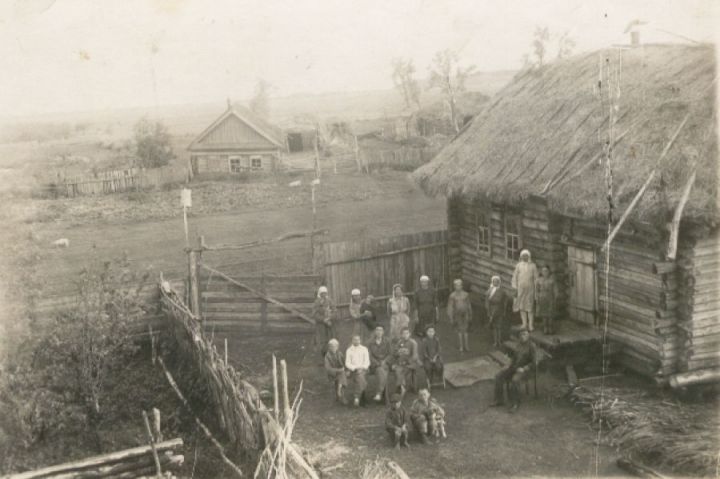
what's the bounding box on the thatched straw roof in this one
[413,44,718,226]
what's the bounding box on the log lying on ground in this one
[668,368,720,388]
[6,439,183,479]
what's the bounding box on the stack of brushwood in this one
[569,385,719,476]
[5,438,184,479]
[360,458,410,479]
[158,280,318,478]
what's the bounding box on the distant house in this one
[413,45,718,384]
[188,102,285,177]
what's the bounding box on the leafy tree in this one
[133,118,174,169]
[428,49,476,133]
[391,57,422,111]
[249,79,271,120]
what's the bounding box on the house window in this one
[505,214,522,261]
[229,157,243,173]
[251,156,263,169]
[475,212,491,254]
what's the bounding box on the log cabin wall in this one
[676,229,720,374]
[566,217,680,379]
[452,196,567,321]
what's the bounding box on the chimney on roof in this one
[624,19,647,47]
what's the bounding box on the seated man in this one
[409,388,446,444]
[345,335,370,407]
[367,325,392,402]
[421,326,444,388]
[385,393,410,449]
[324,339,347,404]
[392,327,420,398]
[490,328,537,412]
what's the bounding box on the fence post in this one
[188,236,202,318]
[260,272,268,333]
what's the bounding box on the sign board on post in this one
[181,188,192,208]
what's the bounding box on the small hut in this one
[188,102,285,178]
[413,44,718,385]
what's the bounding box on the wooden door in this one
[568,246,597,325]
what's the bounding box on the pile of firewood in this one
[6,438,184,479]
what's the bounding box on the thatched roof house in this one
[413,44,719,385]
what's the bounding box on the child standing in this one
[447,279,473,352]
[421,326,443,388]
[486,276,509,347]
[535,265,558,334]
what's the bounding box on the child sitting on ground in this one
[385,393,410,449]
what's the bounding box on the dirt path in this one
[289,319,622,478]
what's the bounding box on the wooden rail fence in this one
[54,166,187,197]
[313,230,449,306]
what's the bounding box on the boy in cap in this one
[447,279,473,352]
[385,393,410,449]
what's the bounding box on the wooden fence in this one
[359,146,440,172]
[198,267,319,335]
[55,166,187,197]
[313,230,449,306]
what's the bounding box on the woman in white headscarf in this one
[511,249,539,331]
[348,288,364,338]
[387,284,411,341]
[312,286,337,357]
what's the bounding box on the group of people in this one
[311,248,555,444]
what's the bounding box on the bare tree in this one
[428,49,475,133]
[532,26,550,66]
[557,30,576,59]
[391,57,422,111]
[249,79,271,119]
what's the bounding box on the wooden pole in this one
[152,408,163,442]
[272,355,280,422]
[141,410,163,478]
[280,359,290,427]
[353,135,362,173]
[158,358,244,477]
[183,205,189,249]
[224,338,228,365]
[314,125,321,179]
[188,249,201,318]
[667,169,696,260]
[601,169,656,252]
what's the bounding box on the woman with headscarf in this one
[486,275,509,347]
[413,275,438,338]
[511,249,539,332]
[312,286,337,358]
[349,288,364,338]
[387,284,411,341]
[535,265,558,334]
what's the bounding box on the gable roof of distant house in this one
[188,103,285,151]
[413,44,718,226]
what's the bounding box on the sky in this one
[0,0,717,117]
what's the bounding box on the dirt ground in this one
[214,313,624,479]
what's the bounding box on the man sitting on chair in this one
[490,328,537,412]
[345,335,370,407]
[421,326,443,389]
[392,327,419,399]
[368,325,392,402]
